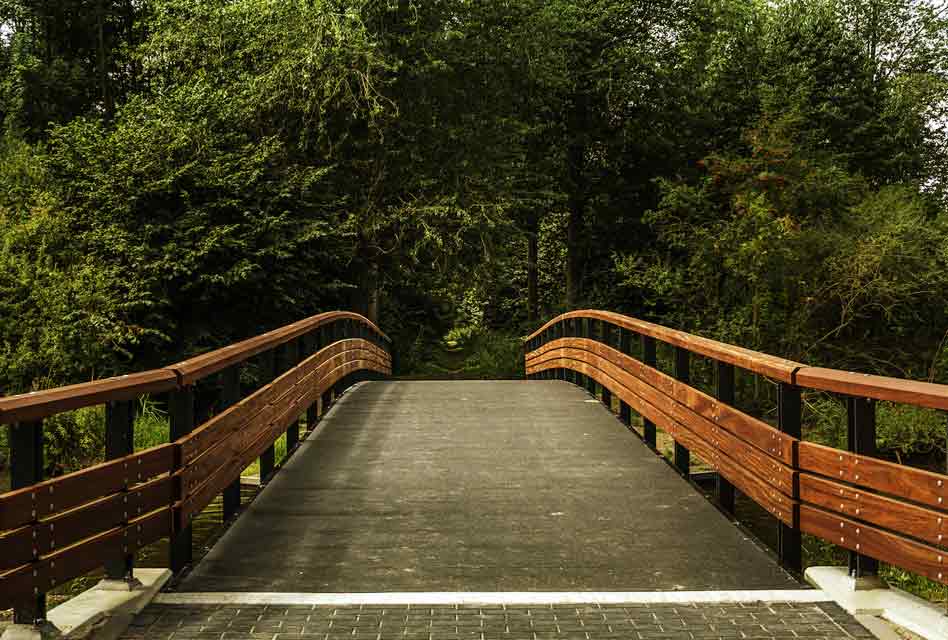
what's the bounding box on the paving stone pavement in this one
[120,601,875,639]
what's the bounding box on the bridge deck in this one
[178,380,798,592]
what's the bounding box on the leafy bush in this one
[460,329,524,379]
[43,405,105,476]
[804,395,945,463]
[134,396,170,452]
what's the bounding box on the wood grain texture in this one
[0,312,390,423]
[527,350,797,526]
[177,348,389,526]
[172,312,391,385]
[526,311,948,410]
[0,371,177,425]
[0,444,173,531]
[525,310,801,382]
[0,476,172,573]
[800,504,948,585]
[0,507,171,610]
[795,367,948,411]
[528,338,796,467]
[799,473,948,548]
[799,440,948,512]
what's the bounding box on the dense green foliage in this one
[2,0,945,390]
[1,0,947,602]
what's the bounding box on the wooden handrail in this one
[171,311,390,385]
[0,310,390,425]
[526,309,948,588]
[527,310,948,408]
[525,310,802,382]
[1,314,392,614]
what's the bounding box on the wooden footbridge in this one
[2,310,948,639]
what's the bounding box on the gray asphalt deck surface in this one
[179,381,800,593]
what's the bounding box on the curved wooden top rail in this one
[172,311,389,385]
[0,311,390,425]
[526,310,802,383]
[526,310,948,410]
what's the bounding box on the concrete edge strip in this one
[806,566,948,640]
[154,590,829,607]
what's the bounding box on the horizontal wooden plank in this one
[180,339,389,464]
[179,343,384,492]
[0,371,177,425]
[528,338,796,467]
[795,367,948,411]
[527,312,948,411]
[799,441,948,512]
[172,312,391,385]
[0,313,389,425]
[0,444,173,532]
[800,504,948,585]
[529,353,797,526]
[799,473,947,549]
[0,475,172,573]
[0,507,171,610]
[525,311,801,382]
[177,355,389,525]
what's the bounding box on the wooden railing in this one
[0,312,392,622]
[525,310,948,585]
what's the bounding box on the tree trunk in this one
[527,218,539,323]
[566,201,583,309]
[96,0,113,120]
[351,239,380,325]
[365,259,380,326]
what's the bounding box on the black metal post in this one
[10,420,46,624]
[169,387,194,574]
[714,362,736,514]
[619,328,632,426]
[777,383,803,573]
[600,322,613,410]
[642,335,657,447]
[848,396,879,579]
[282,340,301,454]
[259,349,277,482]
[105,400,136,581]
[673,347,691,476]
[221,366,242,520]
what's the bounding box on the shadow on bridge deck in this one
[177,380,800,593]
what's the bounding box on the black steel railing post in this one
[556,321,566,380]
[777,383,803,573]
[105,399,136,581]
[673,347,691,476]
[10,420,46,625]
[585,319,597,396]
[601,323,613,412]
[169,387,194,574]
[641,335,657,448]
[259,349,277,482]
[714,362,736,514]
[282,339,301,453]
[619,328,632,427]
[304,331,319,434]
[221,366,242,521]
[848,396,880,580]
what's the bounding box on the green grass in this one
[134,396,170,451]
[241,433,288,477]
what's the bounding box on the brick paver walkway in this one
[121,601,873,639]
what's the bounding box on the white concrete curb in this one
[155,589,830,606]
[1,569,172,640]
[806,566,948,640]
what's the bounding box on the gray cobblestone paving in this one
[120,602,875,639]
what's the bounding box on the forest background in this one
[1,0,947,514]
